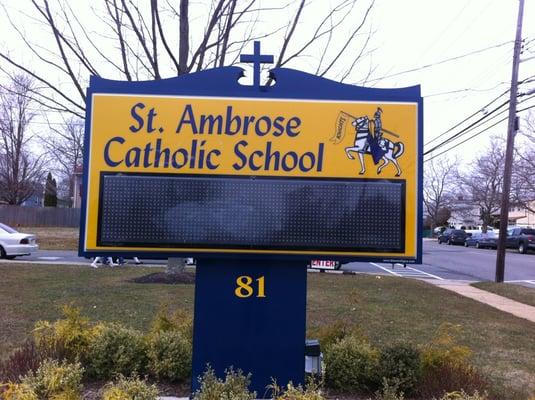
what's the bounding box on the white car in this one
[0,223,38,259]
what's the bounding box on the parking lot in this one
[343,239,535,285]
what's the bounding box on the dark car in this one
[464,232,481,247]
[505,227,535,254]
[438,229,468,245]
[477,231,498,249]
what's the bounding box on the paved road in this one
[344,239,535,286]
[6,239,535,286]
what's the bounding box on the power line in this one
[424,89,510,147]
[424,116,507,163]
[423,102,535,163]
[424,75,535,149]
[423,82,509,98]
[424,93,535,157]
[366,41,513,83]
[417,2,471,62]
[424,100,509,155]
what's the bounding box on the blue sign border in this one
[79,67,423,264]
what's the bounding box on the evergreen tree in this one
[44,172,58,207]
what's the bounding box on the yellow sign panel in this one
[83,94,419,259]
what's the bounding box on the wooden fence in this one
[0,206,80,227]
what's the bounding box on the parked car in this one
[505,227,535,254]
[477,231,498,249]
[464,231,498,249]
[0,223,38,259]
[438,228,468,245]
[464,232,482,247]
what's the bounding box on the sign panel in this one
[80,69,422,262]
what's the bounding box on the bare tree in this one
[512,111,535,212]
[459,138,505,231]
[423,157,458,231]
[0,0,375,118]
[0,75,46,205]
[41,116,84,206]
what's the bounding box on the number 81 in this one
[235,276,266,298]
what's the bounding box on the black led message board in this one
[98,173,405,253]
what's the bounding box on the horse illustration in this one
[344,115,404,176]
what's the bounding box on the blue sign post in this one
[192,259,307,396]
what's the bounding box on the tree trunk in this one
[166,257,186,274]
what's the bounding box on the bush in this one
[88,323,148,379]
[33,305,99,362]
[101,375,159,400]
[377,344,422,395]
[0,341,43,383]
[192,366,256,400]
[21,359,83,400]
[312,321,366,352]
[269,379,325,400]
[421,323,472,370]
[418,323,488,398]
[436,390,488,400]
[0,382,38,400]
[418,362,488,400]
[147,330,192,382]
[372,378,405,400]
[324,335,379,393]
[150,305,193,341]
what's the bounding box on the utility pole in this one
[495,0,525,283]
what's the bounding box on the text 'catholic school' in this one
[102,103,325,173]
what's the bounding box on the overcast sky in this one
[1,0,534,166]
[368,0,535,164]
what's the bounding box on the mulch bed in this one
[130,271,196,284]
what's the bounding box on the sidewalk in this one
[431,279,535,323]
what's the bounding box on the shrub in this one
[33,305,99,362]
[372,378,405,400]
[269,379,325,400]
[33,320,58,353]
[418,323,488,398]
[436,390,488,400]
[21,359,83,400]
[377,344,422,395]
[101,375,159,400]
[421,323,472,370]
[324,335,379,393]
[0,341,43,383]
[150,305,193,341]
[0,382,38,400]
[192,366,256,400]
[418,362,488,400]
[147,330,192,382]
[87,323,148,379]
[312,321,366,352]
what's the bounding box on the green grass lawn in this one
[471,282,535,308]
[1,263,534,398]
[21,227,79,250]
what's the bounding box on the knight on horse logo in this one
[331,107,405,176]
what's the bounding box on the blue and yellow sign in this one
[80,67,422,262]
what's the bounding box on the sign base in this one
[191,259,307,398]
